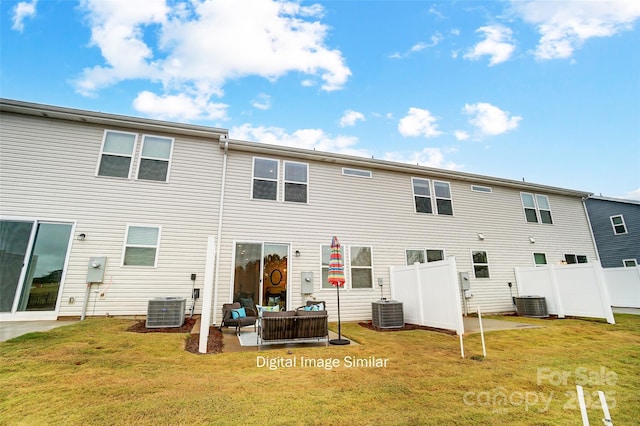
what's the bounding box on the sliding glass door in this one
[233,242,289,311]
[0,220,73,318]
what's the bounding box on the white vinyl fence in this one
[603,266,640,308]
[514,261,615,324]
[390,257,464,335]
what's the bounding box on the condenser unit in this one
[146,297,186,328]
[372,300,404,328]
[515,296,549,318]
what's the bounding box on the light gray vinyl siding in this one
[0,112,223,317]
[215,148,597,320]
[585,198,640,267]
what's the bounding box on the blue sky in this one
[2,0,639,199]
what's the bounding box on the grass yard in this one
[1,314,639,425]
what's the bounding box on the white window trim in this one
[412,177,433,214]
[623,258,638,267]
[121,224,161,268]
[471,249,490,279]
[532,252,547,266]
[251,156,280,202]
[283,160,309,204]
[405,248,446,265]
[136,134,174,182]
[471,185,492,193]
[349,245,374,290]
[96,129,138,179]
[521,192,553,225]
[433,180,454,216]
[342,167,372,178]
[610,215,628,235]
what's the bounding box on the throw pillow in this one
[231,307,246,319]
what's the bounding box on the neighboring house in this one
[585,196,640,268]
[1,99,599,324]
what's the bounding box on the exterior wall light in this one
[295,250,301,257]
[529,237,536,243]
[477,233,485,240]
[77,233,86,241]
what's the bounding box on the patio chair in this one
[220,302,257,335]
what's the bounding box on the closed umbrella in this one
[328,236,350,345]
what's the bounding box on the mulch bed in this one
[127,318,223,354]
[358,321,457,336]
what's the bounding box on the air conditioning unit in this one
[372,300,404,328]
[146,297,186,328]
[515,296,549,318]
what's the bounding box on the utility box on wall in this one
[458,272,470,290]
[86,257,107,283]
[301,272,314,294]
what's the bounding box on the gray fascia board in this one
[225,138,593,198]
[0,98,228,140]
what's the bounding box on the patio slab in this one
[462,316,540,334]
[0,320,78,342]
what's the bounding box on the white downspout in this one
[212,135,229,325]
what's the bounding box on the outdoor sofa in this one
[258,301,328,348]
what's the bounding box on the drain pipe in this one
[211,135,229,326]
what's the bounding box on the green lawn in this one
[1,314,639,425]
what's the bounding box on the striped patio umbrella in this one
[328,236,349,345]
[328,236,345,287]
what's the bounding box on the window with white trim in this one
[564,254,587,264]
[472,250,490,278]
[623,259,637,267]
[405,249,444,265]
[321,244,343,289]
[350,246,373,289]
[521,193,553,224]
[137,135,173,182]
[252,157,279,201]
[123,225,160,267]
[412,178,432,214]
[97,130,137,178]
[434,181,453,215]
[284,161,308,203]
[533,252,547,265]
[343,168,372,178]
[610,215,627,235]
[471,185,492,193]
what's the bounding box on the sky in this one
[2,0,639,200]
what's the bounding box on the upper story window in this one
[350,246,373,289]
[610,215,627,235]
[564,254,587,264]
[137,135,173,182]
[471,185,492,193]
[623,259,637,267]
[412,178,432,214]
[521,193,553,224]
[252,157,279,201]
[406,248,444,265]
[533,252,547,266]
[434,181,453,215]
[97,130,137,178]
[284,161,308,203]
[412,178,453,215]
[342,168,372,178]
[122,225,160,267]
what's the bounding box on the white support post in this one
[199,236,216,354]
[477,305,486,358]
[576,385,589,426]
[598,391,613,425]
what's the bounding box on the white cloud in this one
[391,33,443,58]
[132,91,228,121]
[620,188,640,201]
[75,0,351,118]
[11,0,37,32]
[251,93,271,110]
[383,148,462,170]
[512,0,640,60]
[464,25,516,66]
[339,110,365,127]
[230,124,370,158]
[454,130,470,141]
[463,102,522,136]
[398,107,442,138]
